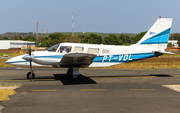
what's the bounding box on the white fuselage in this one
[6,43,162,68]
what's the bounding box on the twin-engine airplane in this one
[6,18,173,79]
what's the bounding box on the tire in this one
[71,74,79,79]
[67,68,79,79]
[66,69,71,77]
[27,72,35,79]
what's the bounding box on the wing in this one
[59,53,97,67]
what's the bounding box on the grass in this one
[0,83,22,101]
[0,82,22,87]
[0,51,27,57]
[0,89,17,101]
[0,59,14,67]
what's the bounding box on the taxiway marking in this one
[80,89,106,91]
[22,92,27,94]
[31,89,57,92]
[130,89,154,91]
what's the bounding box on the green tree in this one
[169,33,180,47]
[118,34,131,45]
[2,37,9,40]
[81,33,102,44]
[39,36,51,47]
[23,36,37,42]
[14,36,23,40]
[131,31,147,44]
[170,33,180,40]
[49,33,65,42]
[64,35,82,43]
[78,35,85,39]
[41,40,51,47]
[103,34,121,45]
[167,43,172,47]
[19,36,23,40]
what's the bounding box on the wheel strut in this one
[26,60,35,79]
[66,67,79,79]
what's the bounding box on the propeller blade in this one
[27,41,32,56]
[29,48,31,55]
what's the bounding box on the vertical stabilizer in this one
[136,18,173,49]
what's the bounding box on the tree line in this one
[1,31,179,47]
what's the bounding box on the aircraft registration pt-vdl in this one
[6,18,173,79]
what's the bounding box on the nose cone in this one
[5,54,29,66]
[6,57,18,65]
[6,58,12,64]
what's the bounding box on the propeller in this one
[22,42,33,74]
[22,41,35,79]
[22,42,32,61]
[28,43,32,75]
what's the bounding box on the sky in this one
[0,0,179,34]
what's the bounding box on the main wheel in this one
[71,74,79,79]
[27,72,35,79]
[66,68,79,79]
[66,69,72,77]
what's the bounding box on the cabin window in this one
[74,46,84,52]
[59,46,72,53]
[87,48,99,54]
[102,49,109,54]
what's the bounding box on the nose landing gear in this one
[27,72,35,79]
[26,59,35,79]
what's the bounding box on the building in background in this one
[0,40,35,49]
[168,40,178,47]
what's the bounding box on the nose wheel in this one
[27,72,35,79]
[27,60,35,79]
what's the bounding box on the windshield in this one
[47,43,60,52]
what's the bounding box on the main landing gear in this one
[66,67,79,79]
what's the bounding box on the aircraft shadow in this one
[53,74,97,85]
[150,74,173,77]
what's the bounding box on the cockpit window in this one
[59,46,72,53]
[47,43,60,52]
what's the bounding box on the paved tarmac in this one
[0,67,180,113]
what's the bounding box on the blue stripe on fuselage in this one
[6,60,29,64]
[93,52,160,63]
